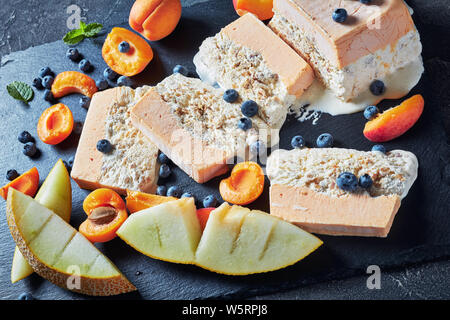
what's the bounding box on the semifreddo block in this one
[71,86,160,195]
[266,148,419,237]
[131,74,271,184]
[194,13,314,129]
[269,0,422,101]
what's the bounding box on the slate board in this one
[0,1,449,300]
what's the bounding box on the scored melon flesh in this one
[117,197,202,264]
[28,216,76,266]
[7,189,135,295]
[195,203,323,275]
[53,233,102,275]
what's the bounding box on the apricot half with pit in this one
[102,27,153,77]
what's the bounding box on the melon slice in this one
[6,188,135,296]
[118,199,322,275]
[195,203,323,275]
[11,159,72,283]
[117,197,202,264]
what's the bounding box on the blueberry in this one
[68,156,75,167]
[158,152,170,164]
[42,75,54,89]
[63,160,72,173]
[80,96,91,109]
[372,144,386,153]
[203,195,217,208]
[250,140,265,155]
[359,174,373,189]
[39,67,53,78]
[18,293,34,300]
[73,121,83,135]
[118,41,130,53]
[238,117,252,131]
[32,78,43,90]
[6,169,19,181]
[117,76,132,87]
[159,163,171,178]
[332,8,348,23]
[336,172,358,192]
[181,192,193,198]
[167,186,181,198]
[23,142,37,157]
[79,59,92,73]
[241,100,259,117]
[18,131,34,144]
[316,133,334,148]
[96,79,109,91]
[43,89,54,102]
[156,185,167,196]
[173,64,189,76]
[223,89,239,103]
[364,105,380,120]
[103,67,118,81]
[370,80,385,96]
[96,139,113,153]
[360,0,372,4]
[66,48,80,61]
[291,135,305,149]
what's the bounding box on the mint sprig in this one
[7,81,34,104]
[63,21,103,45]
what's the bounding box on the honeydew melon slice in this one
[6,188,135,296]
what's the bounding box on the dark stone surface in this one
[0,0,449,300]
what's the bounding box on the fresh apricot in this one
[102,27,153,77]
[196,208,214,231]
[129,0,182,41]
[126,189,176,213]
[51,71,97,98]
[0,167,39,200]
[80,188,128,243]
[219,161,264,205]
[364,94,424,142]
[37,103,73,145]
[233,0,274,21]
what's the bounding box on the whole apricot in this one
[129,0,182,41]
[233,0,274,21]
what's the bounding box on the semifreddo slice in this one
[6,188,135,296]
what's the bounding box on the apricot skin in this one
[129,0,182,41]
[363,95,424,142]
[233,0,274,21]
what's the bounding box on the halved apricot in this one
[51,71,98,98]
[219,161,264,205]
[364,94,424,142]
[80,188,128,243]
[37,103,74,145]
[125,189,176,213]
[129,0,182,41]
[102,27,153,77]
[0,167,39,200]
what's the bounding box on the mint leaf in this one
[63,29,85,45]
[62,21,103,45]
[79,21,87,32]
[7,81,34,104]
[84,23,103,37]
